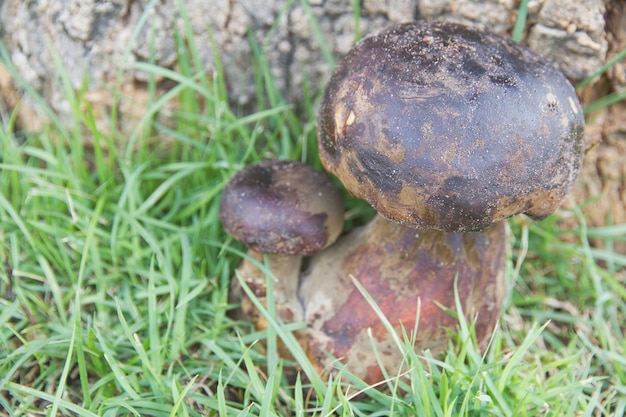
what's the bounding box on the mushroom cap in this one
[219,160,344,255]
[318,21,585,232]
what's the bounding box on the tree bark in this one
[0,0,609,126]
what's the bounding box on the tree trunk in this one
[0,0,610,126]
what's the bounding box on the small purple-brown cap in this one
[220,160,344,255]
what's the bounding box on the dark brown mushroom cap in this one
[219,160,344,255]
[318,21,585,232]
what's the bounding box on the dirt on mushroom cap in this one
[318,21,585,232]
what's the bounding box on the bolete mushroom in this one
[297,21,584,382]
[220,160,344,327]
[220,21,585,385]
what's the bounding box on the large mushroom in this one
[298,21,584,383]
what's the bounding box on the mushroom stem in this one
[298,214,506,383]
[233,250,304,327]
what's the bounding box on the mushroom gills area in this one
[298,216,506,383]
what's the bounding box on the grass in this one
[1,2,625,416]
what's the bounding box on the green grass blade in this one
[512,0,529,43]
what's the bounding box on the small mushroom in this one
[297,21,584,382]
[220,160,344,327]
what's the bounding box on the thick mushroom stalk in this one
[220,160,344,326]
[300,216,507,383]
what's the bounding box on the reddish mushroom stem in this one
[298,215,507,383]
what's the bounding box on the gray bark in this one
[0,0,608,129]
